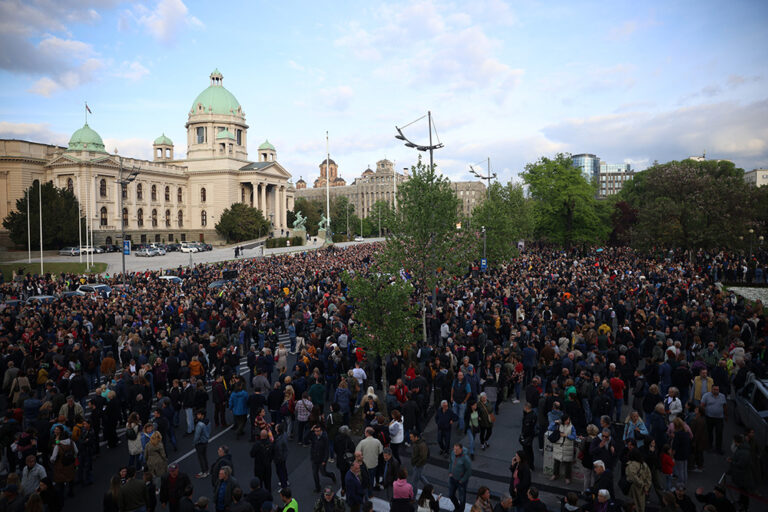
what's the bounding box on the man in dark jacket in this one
[380,448,400,500]
[344,463,366,512]
[230,487,253,512]
[520,402,537,471]
[160,464,193,512]
[409,431,429,494]
[213,466,239,512]
[244,478,271,512]
[250,430,274,492]
[211,446,234,490]
[435,400,458,456]
[307,424,336,492]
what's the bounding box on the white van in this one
[180,243,198,253]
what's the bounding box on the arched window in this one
[178,210,183,227]
[201,210,207,227]
[177,187,182,202]
[137,184,143,200]
[152,209,158,227]
[122,184,128,199]
[100,179,107,197]
[164,186,170,202]
[122,208,128,227]
[137,208,144,227]
[66,178,73,193]
[100,207,107,226]
[151,185,157,201]
[200,187,207,202]
[165,209,171,227]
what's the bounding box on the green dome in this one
[154,133,173,145]
[190,70,242,116]
[67,123,105,152]
[216,129,235,140]
[258,139,275,151]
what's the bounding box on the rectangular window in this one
[196,127,206,144]
[181,234,186,242]
[236,130,242,145]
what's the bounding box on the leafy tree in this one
[368,200,394,237]
[331,196,360,236]
[214,203,270,242]
[471,181,534,264]
[522,153,607,247]
[617,158,751,250]
[2,181,82,249]
[608,200,638,246]
[382,157,478,340]
[343,271,421,362]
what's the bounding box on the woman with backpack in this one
[50,428,77,499]
[125,412,143,469]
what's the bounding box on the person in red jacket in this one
[660,444,675,491]
[608,367,625,423]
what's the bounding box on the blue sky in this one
[1,0,767,184]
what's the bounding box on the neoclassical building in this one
[0,69,294,247]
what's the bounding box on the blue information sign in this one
[480,258,487,271]
[123,240,131,255]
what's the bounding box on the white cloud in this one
[318,86,354,111]
[27,57,105,96]
[116,61,150,81]
[131,0,203,44]
[0,121,68,146]
[103,137,153,160]
[542,100,768,171]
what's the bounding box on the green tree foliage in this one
[214,203,270,242]
[382,158,478,339]
[368,200,394,237]
[471,181,534,264]
[343,271,421,357]
[522,153,608,247]
[2,181,81,249]
[617,158,752,250]
[330,196,361,236]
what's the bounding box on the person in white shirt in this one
[21,454,46,497]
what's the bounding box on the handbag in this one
[489,413,496,423]
[547,429,561,443]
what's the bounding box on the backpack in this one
[61,445,76,466]
[126,426,138,441]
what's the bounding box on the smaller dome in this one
[296,176,305,183]
[154,133,173,146]
[362,167,374,176]
[68,123,105,152]
[216,129,235,140]
[258,139,275,151]
[321,158,336,166]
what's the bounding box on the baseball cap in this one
[168,463,179,471]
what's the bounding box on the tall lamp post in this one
[470,157,496,198]
[116,151,140,285]
[481,225,486,260]
[395,111,444,172]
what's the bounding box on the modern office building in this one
[597,161,633,197]
[572,153,600,180]
[0,70,295,247]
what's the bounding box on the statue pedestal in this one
[290,228,306,245]
[318,228,331,243]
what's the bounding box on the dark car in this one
[100,244,121,253]
[166,243,181,252]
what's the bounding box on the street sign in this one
[480,258,487,271]
[123,240,131,255]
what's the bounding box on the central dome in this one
[67,123,105,152]
[190,69,242,116]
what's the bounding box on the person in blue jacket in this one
[228,382,249,439]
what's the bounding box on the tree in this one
[215,203,270,242]
[331,196,359,236]
[617,158,752,250]
[471,181,534,264]
[2,181,82,249]
[343,271,421,361]
[522,153,608,247]
[382,157,478,340]
[368,200,393,237]
[608,200,638,246]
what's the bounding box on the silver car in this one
[734,373,768,449]
[58,247,79,256]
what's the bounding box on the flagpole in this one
[38,179,43,275]
[77,178,82,263]
[393,159,397,212]
[325,131,330,238]
[26,188,31,263]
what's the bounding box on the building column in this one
[260,182,267,218]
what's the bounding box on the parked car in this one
[60,290,85,299]
[180,243,198,253]
[58,247,80,256]
[76,284,112,297]
[26,295,57,305]
[149,244,167,256]
[207,279,230,289]
[100,244,121,253]
[166,243,181,252]
[159,275,183,285]
[354,236,365,242]
[135,248,153,257]
[734,373,768,449]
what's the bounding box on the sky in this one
[1,0,767,185]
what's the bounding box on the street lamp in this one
[481,225,486,262]
[395,111,444,172]
[116,150,140,285]
[749,228,755,255]
[470,157,496,198]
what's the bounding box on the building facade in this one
[572,153,600,180]
[744,168,768,187]
[295,158,485,220]
[598,161,634,197]
[0,70,295,247]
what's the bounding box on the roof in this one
[154,133,173,146]
[321,158,336,166]
[216,129,235,140]
[240,162,273,170]
[67,123,106,152]
[362,167,374,176]
[258,139,275,151]
[296,177,306,183]
[190,71,241,115]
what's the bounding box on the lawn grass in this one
[0,262,107,281]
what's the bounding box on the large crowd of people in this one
[0,244,765,512]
